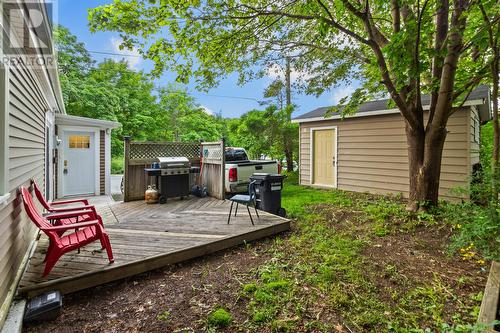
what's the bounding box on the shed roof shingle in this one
[294,85,490,121]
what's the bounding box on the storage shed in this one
[292,86,492,200]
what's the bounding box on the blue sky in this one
[57,0,355,118]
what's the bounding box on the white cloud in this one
[110,37,142,70]
[330,85,356,105]
[201,106,214,115]
[266,63,313,83]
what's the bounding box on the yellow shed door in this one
[313,128,336,187]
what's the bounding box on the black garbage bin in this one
[250,173,286,217]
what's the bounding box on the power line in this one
[88,50,141,58]
[191,92,261,102]
[85,53,264,103]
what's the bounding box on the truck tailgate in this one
[236,161,278,183]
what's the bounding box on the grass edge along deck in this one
[17,216,290,298]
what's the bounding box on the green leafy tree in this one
[54,25,94,76]
[154,84,223,141]
[263,63,298,170]
[225,105,298,165]
[231,109,274,158]
[89,0,497,210]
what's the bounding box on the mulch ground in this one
[363,224,488,327]
[23,218,488,332]
[23,237,278,333]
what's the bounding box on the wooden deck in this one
[17,196,290,298]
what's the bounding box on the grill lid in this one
[156,157,190,168]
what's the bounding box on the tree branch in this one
[340,0,389,46]
[227,5,371,46]
[414,0,431,111]
[431,0,469,127]
[350,0,414,125]
[391,0,401,33]
[428,0,449,126]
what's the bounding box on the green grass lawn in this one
[236,172,489,332]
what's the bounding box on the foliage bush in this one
[207,308,233,328]
[111,156,124,174]
[439,201,499,261]
[439,121,500,261]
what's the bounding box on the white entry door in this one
[61,130,96,196]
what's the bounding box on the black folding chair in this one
[227,180,260,226]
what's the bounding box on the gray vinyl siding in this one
[8,65,48,191]
[0,63,48,319]
[0,2,62,325]
[299,108,472,201]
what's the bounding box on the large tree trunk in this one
[406,118,448,211]
[406,122,425,210]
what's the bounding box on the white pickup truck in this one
[225,148,281,194]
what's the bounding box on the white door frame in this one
[58,125,100,197]
[310,126,338,188]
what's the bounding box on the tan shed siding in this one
[100,130,106,195]
[299,127,311,183]
[0,62,49,316]
[299,109,470,200]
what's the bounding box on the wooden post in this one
[123,136,131,202]
[478,261,500,332]
[220,138,226,200]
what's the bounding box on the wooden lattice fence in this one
[123,138,201,201]
[200,141,225,200]
[129,142,201,163]
[123,138,226,202]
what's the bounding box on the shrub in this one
[438,122,500,261]
[207,308,232,328]
[111,156,124,174]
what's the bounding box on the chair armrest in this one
[44,209,97,220]
[43,220,100,231]
[49,205,96,213]
[51,198,89,206]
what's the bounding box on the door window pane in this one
[69,135,90,149]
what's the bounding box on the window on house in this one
[68,135,90,149]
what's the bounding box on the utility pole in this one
[285,57,291,110]
[284,57,294,172]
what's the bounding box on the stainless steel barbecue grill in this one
[157,157,190,175]
[156,157,191,203]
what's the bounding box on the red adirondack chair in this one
[32,180,99,226]
[21,187,114,277]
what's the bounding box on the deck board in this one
[17,196,289,297]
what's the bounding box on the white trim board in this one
[309,126,338,189]
[55,114,120,129]
[0,63,9,200]
[292,99,487,124]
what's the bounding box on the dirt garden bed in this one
[24,176,491,332]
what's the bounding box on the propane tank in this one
[145,185,159,204]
